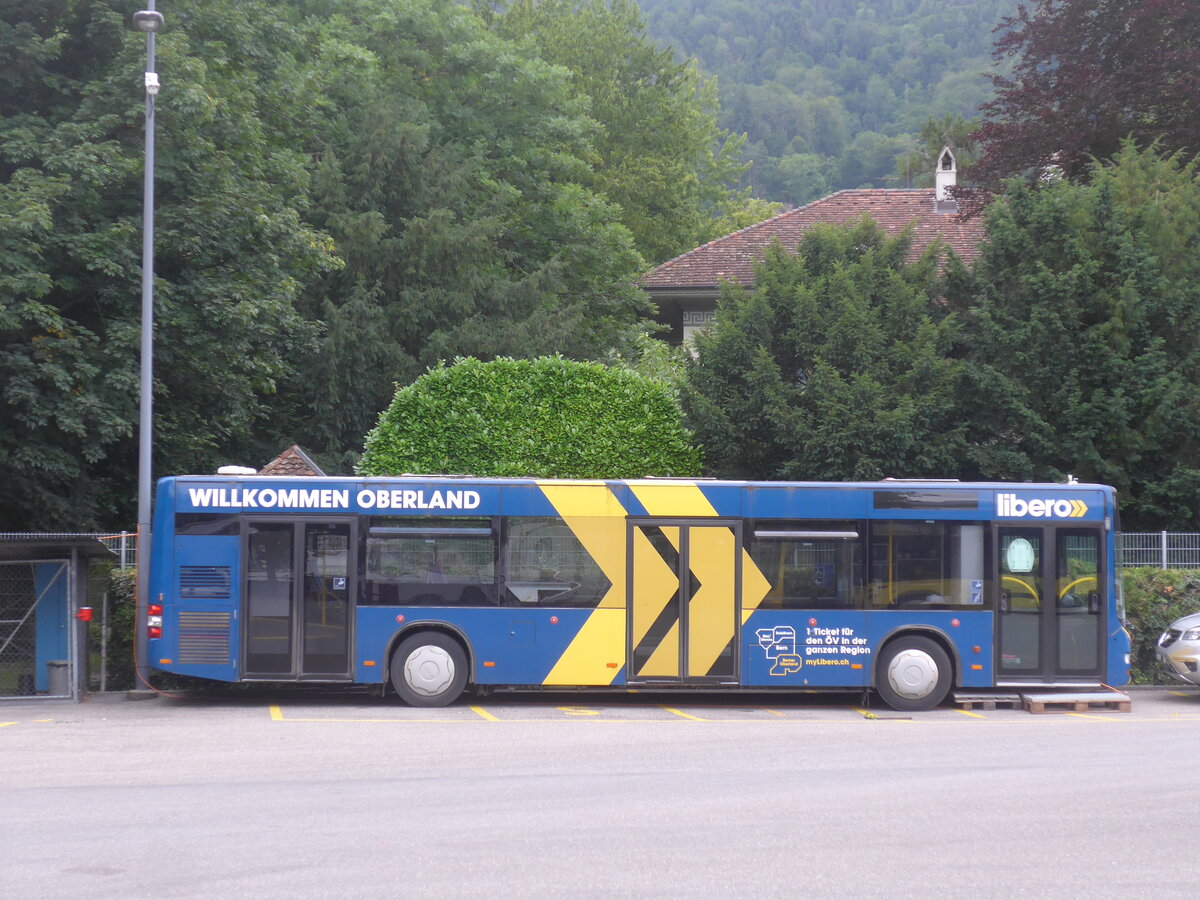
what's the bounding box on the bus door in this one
[996,525,1104,682]
[243,519,354,679]
[627,520,741,684]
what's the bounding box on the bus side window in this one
[502,517,610,608]
[362,518,497,607]
[868,521,987,608]
[748,522,862,610]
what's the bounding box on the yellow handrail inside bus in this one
[1001,575,1040,608]
[1058,575,1097,603]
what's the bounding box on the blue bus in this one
[146,475,1130,710]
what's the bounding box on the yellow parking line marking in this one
[0,722,16,728]
[661,706,705,721]
[277,716,477,723]
[257,700,1200,724]
[470,705,500,721]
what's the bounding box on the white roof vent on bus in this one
[217,465,258,475]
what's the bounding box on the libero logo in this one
[997,493,1089,518]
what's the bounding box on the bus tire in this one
[390,632,469,707]
[875,635,952,711]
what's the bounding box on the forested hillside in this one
[638,0,1019,204]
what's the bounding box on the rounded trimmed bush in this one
[359,356,702,479]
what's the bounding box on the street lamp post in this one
[133,5,163,691]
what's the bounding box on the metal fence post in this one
[1162,531,1169,569]
[100,590,109,693]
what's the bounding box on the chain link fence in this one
[0,533,135,700]
[0,560,71,697]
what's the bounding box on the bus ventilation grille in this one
[179,566,232,600]
[178,611,231,665]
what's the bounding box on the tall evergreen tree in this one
[682,219,966,481]
[950,144,1200,529]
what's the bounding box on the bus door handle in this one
[1088,592,1100,614]
[999,592,1010,613]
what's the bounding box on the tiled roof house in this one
[642,148,987,344]
[259,445,326,477]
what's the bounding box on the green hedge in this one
[1122,567,1200,684]
[359,356,702,479]
[100,567,136,690]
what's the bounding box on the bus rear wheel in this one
[875,635,952,711]
[390,632,469,707]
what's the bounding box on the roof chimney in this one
[935,146,957,213]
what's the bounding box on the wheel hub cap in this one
[404,646,455,697]
[887,648,938,700]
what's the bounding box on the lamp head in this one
[132,10,164,33]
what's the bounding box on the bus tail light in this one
[148,593,164,640]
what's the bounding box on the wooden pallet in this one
[953,693,1023,710]
[1022,691,1132,714]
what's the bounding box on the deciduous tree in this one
[972,0,1200,188]
[476,0,754,263]
[0,0,336,529]
[283,0,650,471]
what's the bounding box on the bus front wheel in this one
[875,635,952,711]
[390,632,469,707]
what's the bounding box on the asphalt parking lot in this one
[7,683,1195,727]
[3,685,1198,899]
[235,683,1194,724]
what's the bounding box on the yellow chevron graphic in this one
[630,525,682,677]
[629,481,772,660]
[628,481,720,518]
[540,480,774,685]
[741,556,772,625]
[1070,499,1088,517]
[538,482,629,686]
[686,525,737,677]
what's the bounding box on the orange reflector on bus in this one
[971,664,983,670]
[850,664,862,670]
[362,660,376,667]
[607,662,619,668]
[159,659,172,665]
[483,661,495,668]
